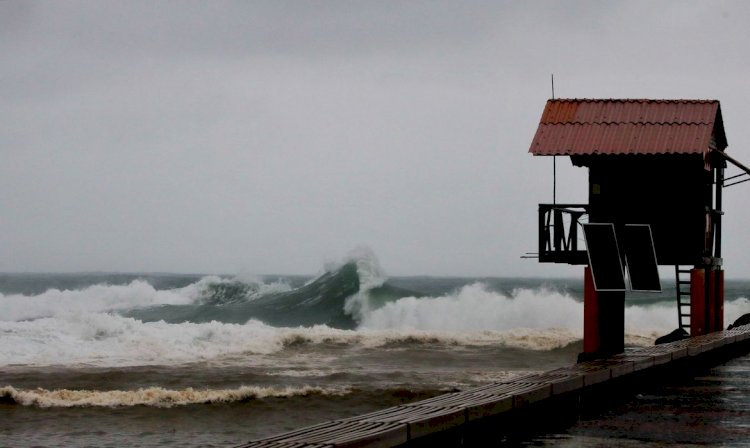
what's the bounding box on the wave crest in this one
[0,275,298,322]
[194,277,292,306]
[0,384,350,408]
[0,280,199,322]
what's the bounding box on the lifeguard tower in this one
[528,99,749,359]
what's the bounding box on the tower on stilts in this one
[527,99,746,359]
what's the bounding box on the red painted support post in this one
[691,268,726,336]
[690,269,706,336]
[708,269,724,333]
[582,266,625,358]
[690,268,724,336]
[583,267,599,354]
[715,269,724,331]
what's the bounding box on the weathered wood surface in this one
[236,324,750,448]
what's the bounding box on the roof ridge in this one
[548,98,719,104]
[541,121,714,125]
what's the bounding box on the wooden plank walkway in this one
[235,325,750,448]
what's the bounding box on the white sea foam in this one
[350,283,587,350]
[2,269,749,367]
[0,275,293,322]
[0,277,239,322]
[0,314,343,367]
[195,275,293,304]
[624,297,750,343]
[725,297,750,325]
[0,384,350,408]
[265,369,335,378]
[348,246,387,291]
[0,312,578,367]
[0,313,376,366]
[355,282,750,347]
[358,283,583,332]
[320,245,386,291]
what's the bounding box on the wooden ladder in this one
[675,266,692,331]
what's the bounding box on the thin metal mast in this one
[552,74,556,204]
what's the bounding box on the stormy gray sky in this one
[2,0,750,277]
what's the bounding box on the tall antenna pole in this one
[551,73,555,100]
[552,74,556,205]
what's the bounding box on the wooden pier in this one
[235,324,750,447]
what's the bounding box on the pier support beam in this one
[690,268,724,336]
[582,266,625,360]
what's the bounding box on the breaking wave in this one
[0,385,350,408]
[2,247,749,367]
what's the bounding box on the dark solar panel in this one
[583,223,626,292]
[623,224,661,292]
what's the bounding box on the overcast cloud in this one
[2,1,750,277]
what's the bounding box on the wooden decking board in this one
[609,353,655,371]
[346,403,466,440]
[687,338,713,356]
[322,422,407,448]
[247,421,405,446]
[734,324,750,340]
[237,326,750,448]
[629,345,677,365]
[402,392,472,409]
[467,381,514,394]
[475,380,552,407]
[579,359,634,378]
[270,443,330,448]
[311,422,405,446]
[547,363,610,386]
[511,383,552,407]
[237,440,331,447]
[346,403,467,441]
[469,381,543,395]
[281,421,382,443]
[708,332,730,345]
[450,381,553,408]
[652,352,672,365]
[246,421,343,443]
[580,368,610,385]
[691,333,727,352]
[610,361,635,377]
[725,330,739,340]
[631,345,677,355]
[419,391,514,416]
[349,405,439,422]
[550,376,584,395]
[667,343,690,360]
[403,390,514,421]
[399,392,469,408]
[720,330,739,343]
[334,434,400,448]
[399,406,466,440]
[461,393,515,421]
[342,406,411,422]
[407,381,551,417]
[507,372,584,395]
[398,405,466,425]
[565,359,632,380]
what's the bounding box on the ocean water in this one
[2,250,750,447]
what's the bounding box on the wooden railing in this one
[538,203,589,264]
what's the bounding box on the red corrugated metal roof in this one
[529,99,727,156]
